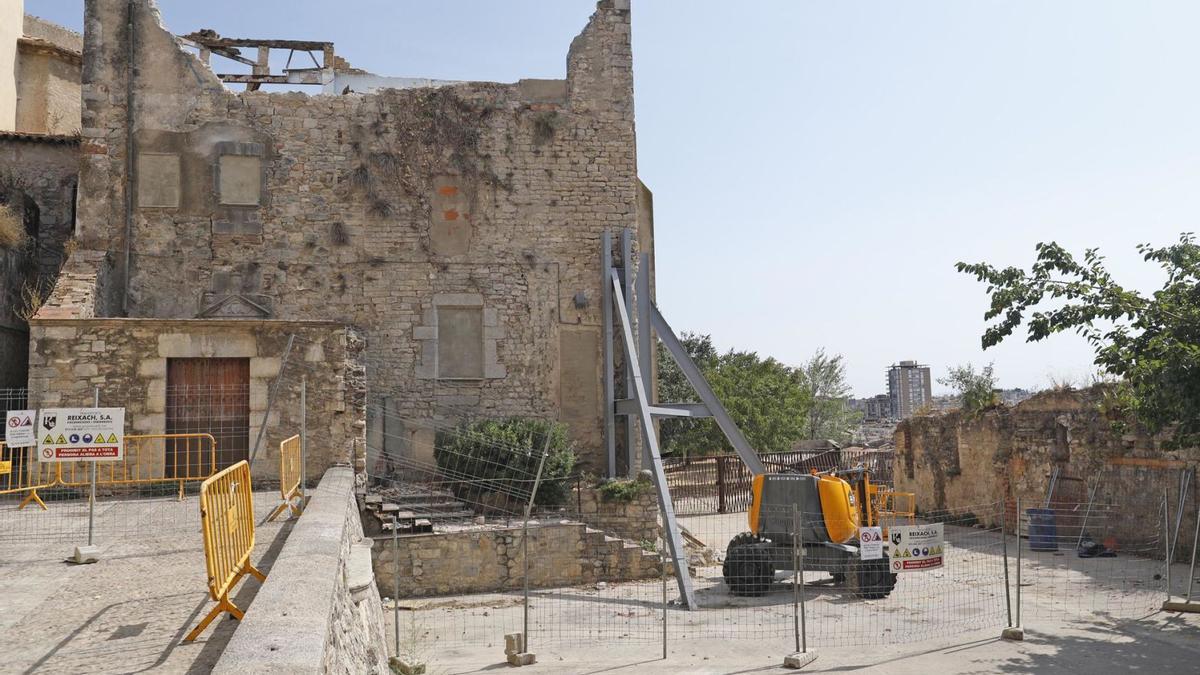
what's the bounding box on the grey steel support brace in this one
[610,270,697,608]
[601,232,617,479]
[651,306,767,476]
[621,229,637,477]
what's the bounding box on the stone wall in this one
[0,134,79,386]
[69,0,650,472]
[577,472,663,546]
[373,520,663,598]
[213,467,389,675]
[895,387,1199,558]
[26,316,366,478]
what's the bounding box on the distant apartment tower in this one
[888,361,932,419]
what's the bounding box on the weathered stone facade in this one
[0,133,79,387]
[26,316,366,478]
[895,388,1199,558]
[59,0,651,473]
[372,520,663,598]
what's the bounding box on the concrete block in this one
[504,633,524,655]
[1001,627,1025,641]
[507,653,536,667]
[783,651,817,669]
[71,545,101,564]
[388,657,426,675]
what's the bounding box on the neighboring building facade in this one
[887,360,931,419]
[0,0,81,388]
[849,393,893,422]
[30,0,651,477]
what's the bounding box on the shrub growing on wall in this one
[434,417,576,508]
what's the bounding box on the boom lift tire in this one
[723,533,774,596]
[853,558,897,600]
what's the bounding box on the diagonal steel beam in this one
[651,305,767,476]
[611,270,697,609]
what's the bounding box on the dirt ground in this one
[383,515,1200,674]
[0,492,290,674]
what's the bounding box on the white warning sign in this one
[36,408,125,462]
[887,523,945,572]
[858,526,884,560]
[5,410,37,448]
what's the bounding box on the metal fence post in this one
[1003,501,1013,627]
[522,443,550,654]
[1016,496,1022,628]
[792,505,802,654]
[88,386,99,547]
[661,548,668,660]
[1164,492,1172,603]
[392,514,400,657]
[300,375,307,503]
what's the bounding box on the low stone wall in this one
[213,467,389,675]
[576,471,663,545]
[373,520,663,598]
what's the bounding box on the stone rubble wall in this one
[576,472,663,546]
[894,387,1199,558]
[26,316,366,478]
[372,520,663,598]
[213,467,390,675]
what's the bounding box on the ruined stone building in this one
[25,0,652,477]
[0,1,82,387]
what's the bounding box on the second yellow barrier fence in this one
[266,434,303,521]
[0,442,57,510]
[186,460,266,642]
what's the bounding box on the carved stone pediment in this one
[198,293,272,319]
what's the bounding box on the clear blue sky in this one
[28,1,1200,396]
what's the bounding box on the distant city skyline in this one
[26,0,1197,396]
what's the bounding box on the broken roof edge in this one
[122,0,620,102]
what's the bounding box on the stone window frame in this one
[136,152,182,209]
[415,293,506,380]
[214,141,267,208]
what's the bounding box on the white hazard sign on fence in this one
[888,523,945,572]
[5,410,37,448]
[859,526,884,560]
[37,408,125,462]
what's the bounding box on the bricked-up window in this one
[437,307,484,379]
[137,153,181,208]
[218,155,262,206]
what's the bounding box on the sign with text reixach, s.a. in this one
[887,523,945,572]
[37,408,125,462]
[5,410,37,448]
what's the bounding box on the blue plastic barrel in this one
[1027,508,1058,551]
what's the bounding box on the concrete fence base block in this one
[783,651,817,669]
[1001,627,1025,641]
[506,653,536,667]
[504,633,524,656]
[388,656,426,675]
[1162,601,1200,613]
[70,545,101,564]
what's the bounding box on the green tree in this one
[938,363,999,414]
[802,349,860,442]
[957,233,1200,446]
[656,333,812,457]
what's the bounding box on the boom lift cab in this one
[722,469,898,598]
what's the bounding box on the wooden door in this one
[166,358,250,473]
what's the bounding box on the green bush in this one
[597,477,652,503]
[434,417,576,507]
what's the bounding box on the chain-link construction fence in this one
[363,425,1181,667]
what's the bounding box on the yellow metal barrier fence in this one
[266,434,303,521]
[54,433,218,498]
[186,460,266,642]
[0,442,56,510]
